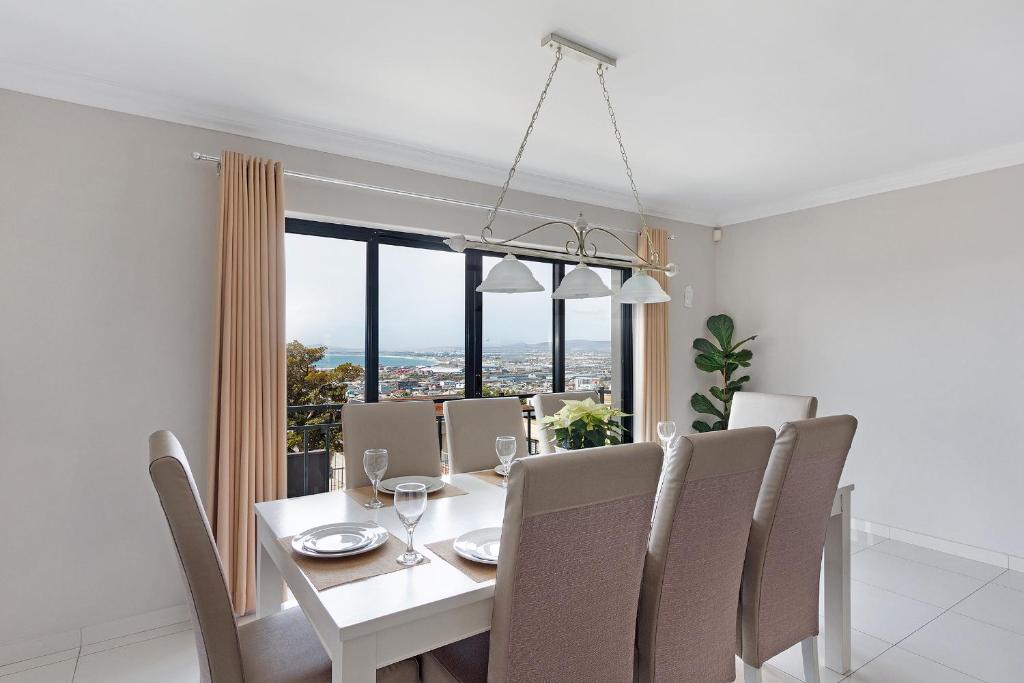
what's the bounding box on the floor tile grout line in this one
[0,647,79,670]
[949,608,1024,639]
[845,575,962,610]
[79,619,192,649]
[0,648,80,680]
[885,578,1002,682]
[886,644,989,683]
[77,623,193,659]
[943,567,1024,638]
[865,543,1009,582]
[833,641,896,681]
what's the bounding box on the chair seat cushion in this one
[421,631,490,683]
[238,607,418,682]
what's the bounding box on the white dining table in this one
[254,474,855,682]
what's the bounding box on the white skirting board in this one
[852,517,1024,570]
[0,604,188,668]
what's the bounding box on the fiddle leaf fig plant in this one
[690,314,756,432]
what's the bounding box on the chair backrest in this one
[488,442,664,682]
[636,427,775,682]
[341,400,441,489]
[727,392,817,431]
[148,430,243,683]
[442,397,528,473]
[529,391,600,454]
[739,415,858,667]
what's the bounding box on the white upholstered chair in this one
[442,397,528,473]
[529,391,599,454]
[727,392,817,431]
[420,442,665,682]
[737,416,858,683]
[147,430,418,682]
[341,400,441,489]
[636,427,775,682]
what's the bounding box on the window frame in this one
[286,218,634,440]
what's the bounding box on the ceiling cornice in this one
[0,58,718,227]
[719,141,1024,226]
[4,58,1024,229]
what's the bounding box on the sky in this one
[285,233,616,350]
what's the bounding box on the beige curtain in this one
[207,151,286,615]
[634,228,670,442]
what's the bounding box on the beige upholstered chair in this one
[636,427,776,682]
[342,400,441,489]
[442,397,528,473]
[147,430,418,683]
[420,442,665,682]
[529,391,599,454]
[727,391,818,431]
[738,416,858,683]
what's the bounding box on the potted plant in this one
[540,398,628,450]
[690,314,756,432]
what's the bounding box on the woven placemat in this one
[344,482,469,508]
[468,469,507,487]
[426,538,497,583]
[280,533,429,591]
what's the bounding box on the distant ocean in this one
[315,352,438,369]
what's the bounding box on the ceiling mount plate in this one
[541,33,616,68]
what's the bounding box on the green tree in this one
[287,341,362,451]
[690,314,756,432]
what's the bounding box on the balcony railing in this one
[286,389,610,497]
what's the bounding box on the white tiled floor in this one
[2,537,1021,682]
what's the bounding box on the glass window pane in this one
[378,245,465,399]
[285,232,365,494]
[482,257,554,397]
[564,267,622,407]
[285,233,367,402]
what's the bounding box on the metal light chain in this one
[484,47,564,234]
[596,63,658,265]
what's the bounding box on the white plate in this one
[454,527,502,565]
[378,475,445,494]
[291,522,389,558]
[494,463,509,476]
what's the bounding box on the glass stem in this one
[406,526,415,554]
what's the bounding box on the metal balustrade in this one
[286,389,610,497]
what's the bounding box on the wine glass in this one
[656,421,677,451]
[495,436,517,488]
[362,448,388,509]
[394,482,428,566]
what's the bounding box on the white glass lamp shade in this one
[476,254,544,293]
[552,263,613,299]
[617,271,671,304]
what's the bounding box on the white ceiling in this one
[3,1,1024,225]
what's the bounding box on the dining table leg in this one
[823,486,853,675]
[256,516,284,618]
[331,633,377,683]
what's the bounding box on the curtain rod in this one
[191,152,674,239]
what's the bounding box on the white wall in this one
[0,89,711,643]
[715,166,1024,559]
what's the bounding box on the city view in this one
[285,231,621,406]
[311,340,614,401]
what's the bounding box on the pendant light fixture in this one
[476,254,545,293]
[553,263,613,299]
[616,270,671,304]
[444,33,676,303]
